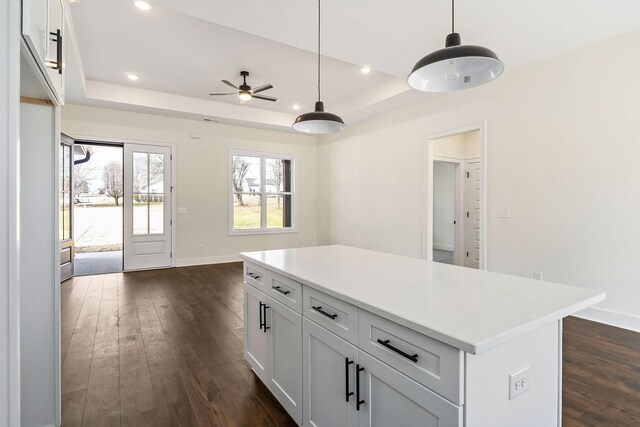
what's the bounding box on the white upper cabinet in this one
[21,0,65,104]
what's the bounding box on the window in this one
[230,152,295,234]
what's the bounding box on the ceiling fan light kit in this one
[408,0,503,92]
[292,0,346,134]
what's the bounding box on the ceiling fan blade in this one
[209,92,237,96]
[222,80,239,89]
[251,84,273,94]
[252,94,278,102]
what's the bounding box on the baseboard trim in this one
[433,243,454,252]
[574,306,640,333]
[176,254,241,267]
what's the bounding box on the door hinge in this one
[170,219,172,226]
[170,252,173,258]
[453,220,456,224]
[170,154,173,161]
[466,251,469,257]
[466,172,470,178]
[171,186,174,193]
[467,212,469,218]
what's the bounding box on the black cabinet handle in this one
[247,272,261,280]
[272,285,290,295]
[377,339,419,363]
[48,30,62,74]
[259,301,264,330]
[312,306,337,320]
[262,304,270,332]
[345,358,354,402]
[356,364,365,411]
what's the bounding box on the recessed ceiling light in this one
[360,66,371,74]
[127,73,139,81]
[133,1,153,11]
[292,104,300,110]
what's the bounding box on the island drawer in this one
[244,262,268,290]
[266,270,303,313]
[302,286,359,345]
[359,310,464,405]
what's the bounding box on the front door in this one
[123,144,172,270]
[59,134,74,281]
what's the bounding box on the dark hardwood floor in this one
[61,263,640,426]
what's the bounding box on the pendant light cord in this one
[317,0,321,102]
[451,0,455,33]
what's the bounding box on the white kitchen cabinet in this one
[302,318,359,427]
[243,282,269,382]
[266,297,302,424]
[357,351,462,427]
[244,282,303,424]
[21,0,65,104]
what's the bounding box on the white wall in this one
[62,105,318,265]
[432,161,456,251]
[20,102,57,427]
[317,28,640,329]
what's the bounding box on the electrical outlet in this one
[533,271,543,280]
[198,243,204,251]
[509,366,530,400]
[178,207,188,214]
[499,207,511,218]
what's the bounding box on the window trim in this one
[228,150,298,235]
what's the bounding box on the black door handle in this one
[259,301,264,330]
[312,306,337,320]
[356,364,365,411]
[262,304,270,332]
[272,285,290,295]
[377,339,419,363]
[345,358,354,402]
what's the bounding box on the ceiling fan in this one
[209,71,277,102]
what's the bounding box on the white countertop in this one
[240,245,605,354]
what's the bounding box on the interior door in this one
[465,160,481,269]
[123,144,172,270]
[59,134,73,281]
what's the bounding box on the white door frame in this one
[432,157,464,266]
[423,122,487,270]
[68,134,177,268]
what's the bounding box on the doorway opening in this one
[425,125,485,269]
[73,142,124,275]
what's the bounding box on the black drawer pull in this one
[312,306,337,320]
[247,272,261,280]
[272,285,291,295]
[377,339,419,363]
[356,364,365,411]
[345,358,354,402]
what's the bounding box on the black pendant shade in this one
[292,101,345,134]
[292,0,345,134]
[408,1,503,92]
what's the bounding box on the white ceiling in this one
[66,0,640,131]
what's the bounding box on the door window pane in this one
[63,192,71,240]
[63,145,71,191]
[133,152,165,235]
[233,194,261,229]
[59,194,64,241]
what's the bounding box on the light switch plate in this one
[509,366,530,400]
[178,207,188,214]
[499,207,510,218]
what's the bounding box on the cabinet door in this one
[243,282,269,382]
[22,0,49,61]
[266,297,302,424]
[357,351,462,427]
[303,318,358,427]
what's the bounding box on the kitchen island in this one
[240,245,605,427]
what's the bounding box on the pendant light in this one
[292,0,345,134]
[407,0,504,92]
